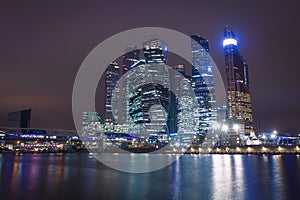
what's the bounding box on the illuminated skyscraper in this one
[177,77,199,134]
[105,45,140,132]
[223,27,253,134]
[143,39,168,64]
[104,62,120,126]
[168,65,186,133]
[119,45,140,125]
[191,35,217,136]
[126,39,170,135]
[123,44,140,71]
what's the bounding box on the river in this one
[0,153,299,200]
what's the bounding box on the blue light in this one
[223,38,237,47]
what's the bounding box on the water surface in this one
[0,153,299,200]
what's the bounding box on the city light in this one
[233,124,239,131]
[221,124,229,132]
[223,38,237,47]
[271,134,276,139]
[212,121,221,130]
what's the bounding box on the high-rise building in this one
[123,44,140,71]
[191,35,217,136]
[126,39,170,135]
[177,76,199,134]
[104,62,120,127]
[118,45,140,125]
[168,65,186,134]
[143,39,168,64]
[223,27,253,134]
[105,44,140,129]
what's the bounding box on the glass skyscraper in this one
[126,39,170,135]
[223,26,253,134]
[108,39,170,135]
[104,62,120,130]
[191,35,217,136]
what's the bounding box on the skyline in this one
[0,1,300,134]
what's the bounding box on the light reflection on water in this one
[0,153,299,200]
[211,155,245,200]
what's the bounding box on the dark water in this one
[0,153,299,200]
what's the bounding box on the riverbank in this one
[1,145,300,155]
[183,145,300,155]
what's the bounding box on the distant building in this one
[223,27,253,134]
[7,109,31,128]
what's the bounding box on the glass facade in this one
[127,39,170,135]
[191,35,217,136]
[104,62,120,127]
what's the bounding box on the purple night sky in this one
[0,1,299,134]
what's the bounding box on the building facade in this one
[104,62,121,128]
[126,39,170,135]
[223,27,253,134]
[191,35,217,136]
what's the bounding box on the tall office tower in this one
[223,27,253,134]
[191,35,217,136]
[104,62,120,129]
[126,39,170,135]
[123,44,140,71]
[168,65,186,133]
[116,45,141,126]
[177,76,199,134]
[143,39,168,64]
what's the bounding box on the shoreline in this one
[1,147,300,155]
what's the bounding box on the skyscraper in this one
[119,45,140,125]
[223,27,253,134]
[104,62,120,127]
[104,45,140,130]
[127,39,170,135]
[168,65,186,134]
[143,39,168,64]
[123,44,140,71]
[191,35,217,136]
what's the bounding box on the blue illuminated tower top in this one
[223,26,238,48]
[223,26,253,134]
